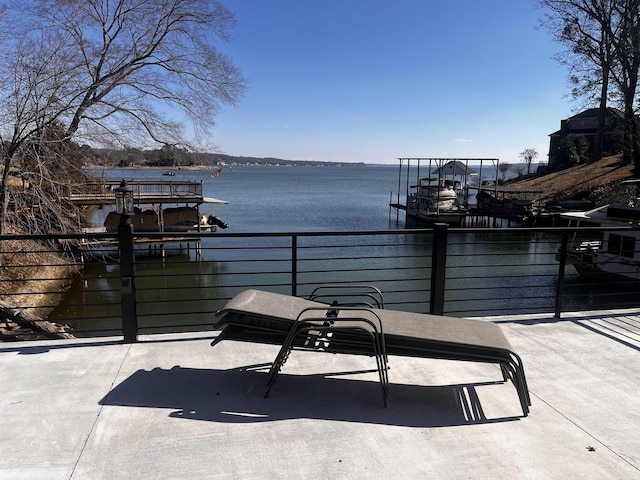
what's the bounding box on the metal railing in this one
[1,224,639,342]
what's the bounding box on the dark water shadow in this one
[99,365,522,428]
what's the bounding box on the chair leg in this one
[265,340,295,397]
[265,324,389,407]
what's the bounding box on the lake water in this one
[88,164,405,232]
[48,164,637,336]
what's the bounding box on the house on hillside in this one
[548,107,624,168]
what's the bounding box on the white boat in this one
[561,197,640,282]
[406,178,469,225]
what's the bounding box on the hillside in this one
[509,155,637,205]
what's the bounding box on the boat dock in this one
[62,179,205,206]
[69,234,204,261]
[62,179,227,259]
[2,308,639,479]
[389,158,548,227]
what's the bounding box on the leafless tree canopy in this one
[14,0,245,145]
[539,0,617,105]
[519,148,539,175]
[0,0,245,236]
[538,0,639,171]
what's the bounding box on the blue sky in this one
[212,0,574,165]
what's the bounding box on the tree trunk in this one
[594,65,609,161]
[0,154,12,237]
[0,299,74,340]
[632,115,640,176]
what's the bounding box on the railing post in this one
[555,231,568,319]
[118,218,138,343]
[291,235,298,297]
[430,223,448,315]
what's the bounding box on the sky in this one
[211,0,576,165]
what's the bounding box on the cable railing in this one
[1,225,639,341]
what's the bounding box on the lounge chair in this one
[264,306,389,406]
[211,289,530,416]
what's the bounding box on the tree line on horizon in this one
[91,145,362,168]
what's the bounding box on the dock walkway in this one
[1,308,639,479]
[62,179,204,206]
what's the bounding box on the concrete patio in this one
[1,308,639,479]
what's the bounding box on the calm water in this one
[89,165,404,232]
[48,165,637,335]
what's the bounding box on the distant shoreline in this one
[84,162,369,170]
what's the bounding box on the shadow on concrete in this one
[99,365,521,428]
[571,315,640,352]
[0,339,125,355]
[0,335,217,355]
[493,311,640,352]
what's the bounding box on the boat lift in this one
[389,158,496,226]
[62,178,229,260]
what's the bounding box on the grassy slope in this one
[510,155,636,205]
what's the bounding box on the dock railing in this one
[62,179,203,205]
[1,225,639,342]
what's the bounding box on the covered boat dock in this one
[61,179,228,259]
[389,158,493,226]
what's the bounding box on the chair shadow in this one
[99,365,522,428]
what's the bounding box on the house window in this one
[607,234,636,259]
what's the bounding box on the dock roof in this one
[433,160,478,177]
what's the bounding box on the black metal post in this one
[554,231,568,319]
[291,235,298,297]
[118,215,138,342]
[430,223,448,315]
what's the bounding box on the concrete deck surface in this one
[1,309,639,479]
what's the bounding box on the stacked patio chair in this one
[211,286,530,416]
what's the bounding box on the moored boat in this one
[560,197,640,283]
[406,178,469,225]
[390,158,480,226]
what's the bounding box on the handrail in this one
[1,224,639,342]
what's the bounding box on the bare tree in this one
[539,0,617,161]
[539,0,639,171]
[0,0,245,236]
[519,148,539,175]
[498,162,511,182]
[608,0,640,170]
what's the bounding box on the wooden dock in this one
[62,179,216,260]
[62,179,204,206]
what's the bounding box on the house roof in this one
[568,107,625,120]
[548,107,626,137]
